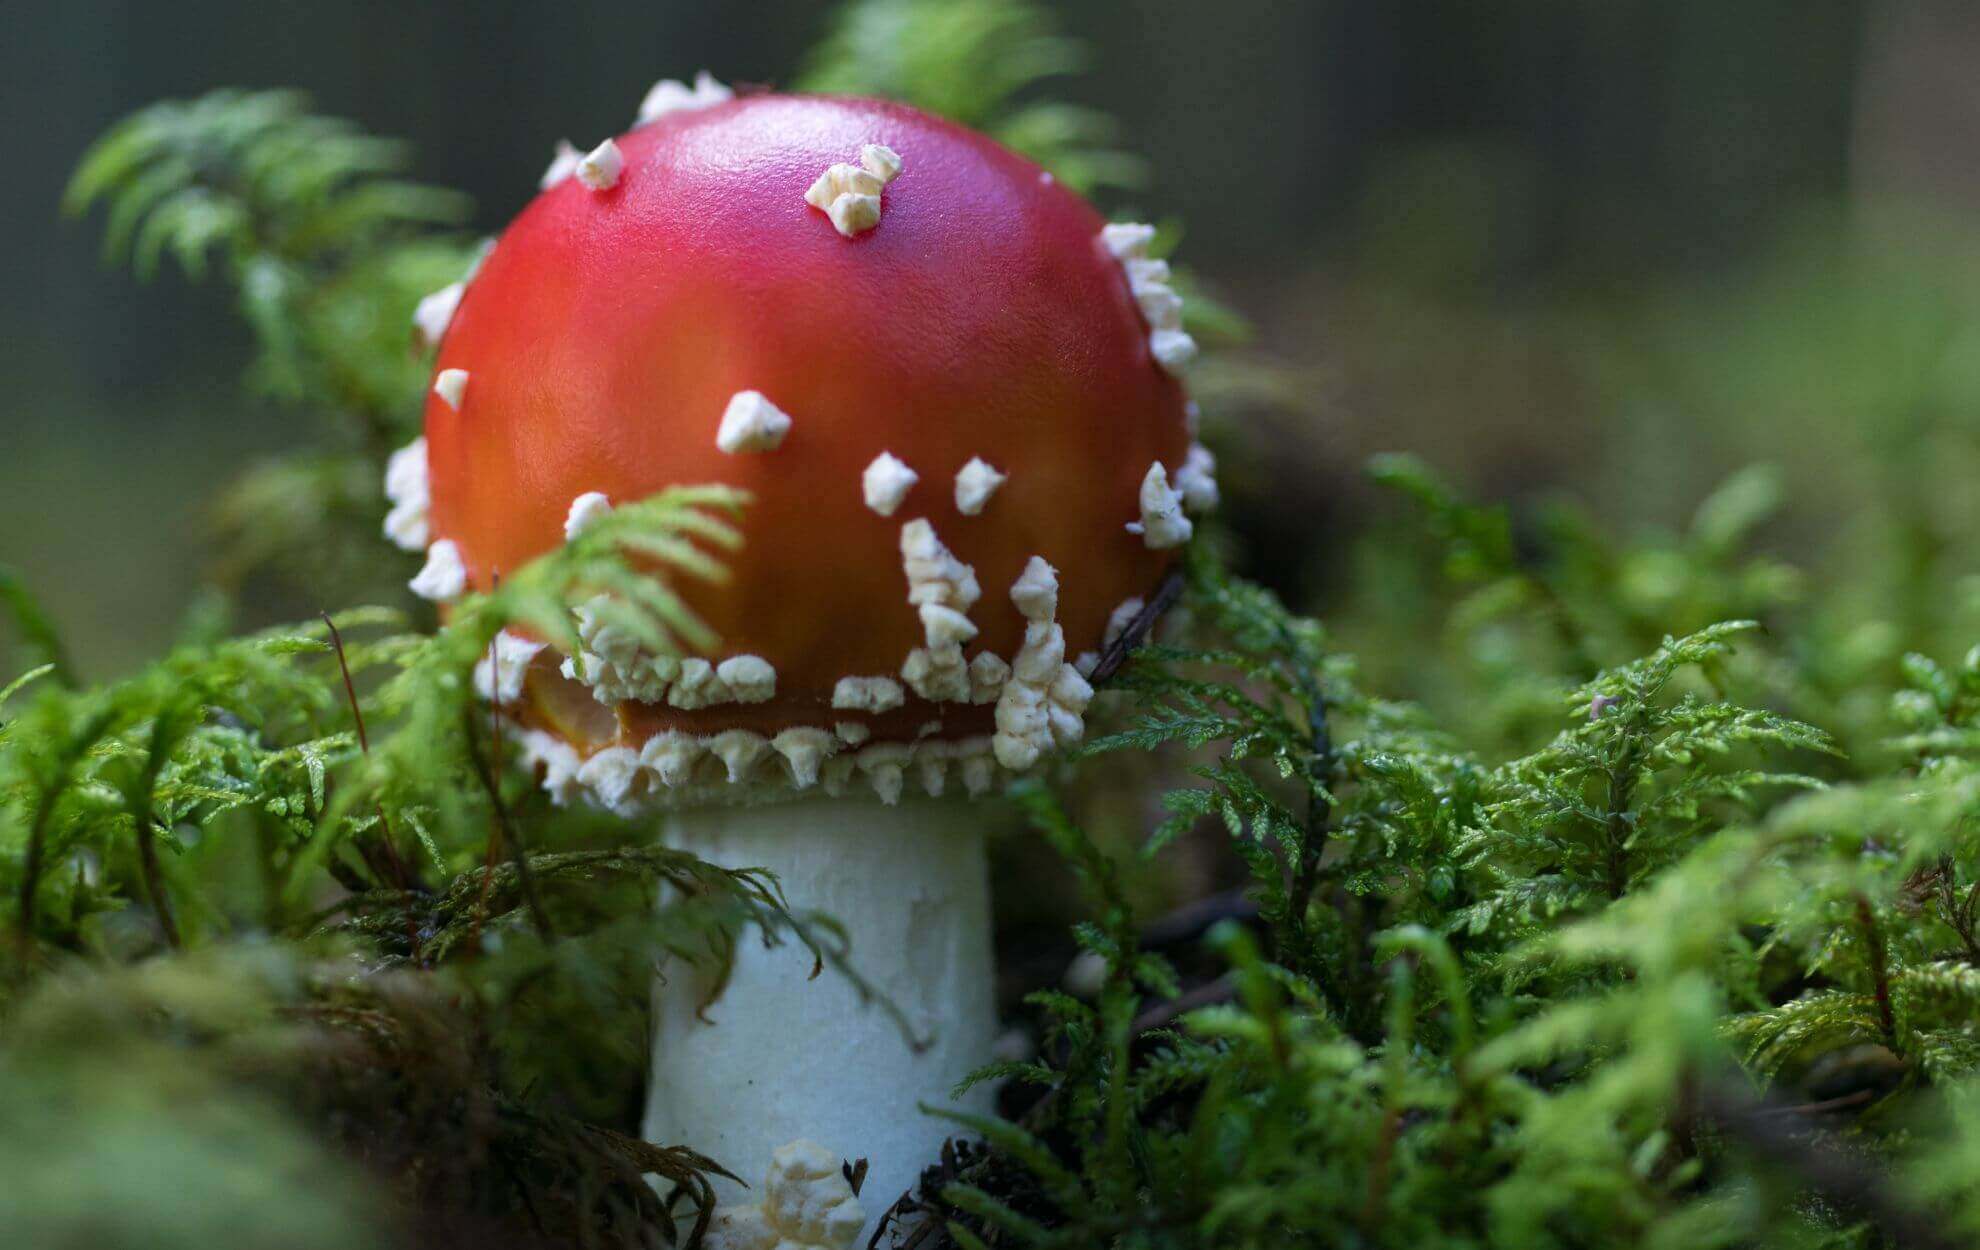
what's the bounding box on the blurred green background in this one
[6,0,1977,681]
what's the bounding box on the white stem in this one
[643,796,1002,1237]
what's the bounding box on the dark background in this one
[7,0,1977,677]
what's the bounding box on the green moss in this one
[18,3,1980,1246]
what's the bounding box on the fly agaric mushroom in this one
[385,79,1217,1231]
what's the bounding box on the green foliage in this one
[915,529,1980,1249]
[797,0,1144,195]
[0,484,799,1243]
[64,89,480,602]
[64,88,469,411]
[0,566,78,690]
[26,2,1980,1247]
[1458,621,1831,952]
[797,0,1262,375]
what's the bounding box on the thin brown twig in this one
[1749,1089,1875,1118]
[321,612,424,961]
[1089,570,1186,684]
[320,612,416,893]
[321,613,371,755]
[1361,1100,1402,1230]
[1130,973,1236,1035]
[468,624,508,948]
[464,702,553,941]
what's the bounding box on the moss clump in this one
[19,2,1980,1247]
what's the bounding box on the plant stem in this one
[1088,569,1185,684]
[463,704,553,941]
[1280,618,1335,950]
[16,788,57,944]
[1855,894,1898,1048]
[1601,717,1645,900]
[320,612,426,965]
[16,707,116,944]
[136,820,182,949]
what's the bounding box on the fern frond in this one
[796,0,1143,194]
[66,89,466,280]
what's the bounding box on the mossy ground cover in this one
[11,3,1980,1247]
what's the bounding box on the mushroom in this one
[389,85,1217,1230]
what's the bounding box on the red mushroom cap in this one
[418,92,1201,794]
